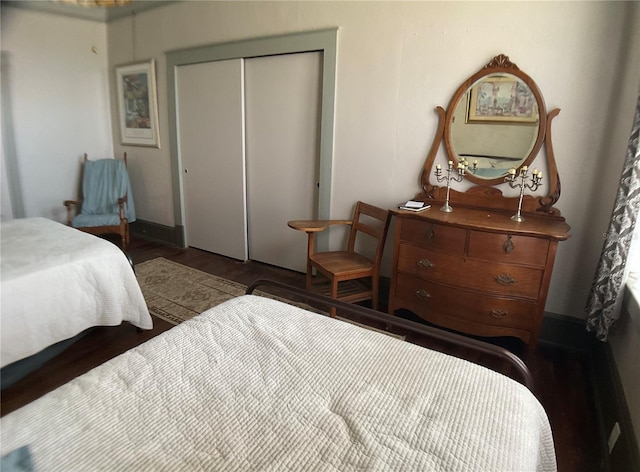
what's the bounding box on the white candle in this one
[538,171,543,179]
[448,160,453,167]
[436,164,441,170]
[509,168,516,175]
[522,166,528,172]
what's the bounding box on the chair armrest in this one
[63,200,81,226]
[117,195,128,220]
[287,219,352,233]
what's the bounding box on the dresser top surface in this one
[392,206,571,241]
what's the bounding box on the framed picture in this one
[115,59,160,147]
[467,76,538,124]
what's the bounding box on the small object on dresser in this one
[398,200,431,212]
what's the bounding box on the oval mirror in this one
[443,57,547,185]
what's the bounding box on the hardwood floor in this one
[1,237,601,471]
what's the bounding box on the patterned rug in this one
[135,257,404,340]
[136,258,252,325]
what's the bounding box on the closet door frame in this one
[166,29,337,252]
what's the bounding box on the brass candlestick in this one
[505,166,542,222]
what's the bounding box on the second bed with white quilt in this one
[1,295,556,471]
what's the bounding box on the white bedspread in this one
[0,217,152,368]
[1,295,556,471]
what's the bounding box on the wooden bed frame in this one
[246,279,534,391]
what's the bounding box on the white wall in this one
[1,7,113,221]
[103,0,640,320]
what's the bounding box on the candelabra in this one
[504,166,543,222]
[434,160,466,212]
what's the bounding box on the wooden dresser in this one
[390,53,573,347]
[388,206,570,346]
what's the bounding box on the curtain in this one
[585,90,640,341]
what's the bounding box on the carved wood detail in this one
[483,54,520,70]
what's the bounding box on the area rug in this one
[136,257,249,325]
[135,257,404,340]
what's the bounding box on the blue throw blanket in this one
[72,159,135,228]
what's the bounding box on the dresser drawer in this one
[397,244,544,300]
[400,219,466,254]
[394,273,538,331]
[468,231,549,267]
[397,245,465,285]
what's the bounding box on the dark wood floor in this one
[1,237,601,471]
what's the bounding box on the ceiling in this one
[1,0,174,22]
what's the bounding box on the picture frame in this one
[467,76,538,124]
[115,59,160,147]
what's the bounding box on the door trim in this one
[166,29,338,251]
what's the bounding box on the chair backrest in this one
[346,201,391,266]
[81,158,135,220]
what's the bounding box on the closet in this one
[176,52,321,273]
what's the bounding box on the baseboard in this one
[130,220,184,247]
[590,341,640,472]
[538,312,594,352]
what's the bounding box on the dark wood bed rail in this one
[246,278,534,391]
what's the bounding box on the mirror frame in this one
[444,55,546,186]
[419,54,562,216]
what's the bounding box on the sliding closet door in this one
[245,52,322,272]
[176,59,247,260]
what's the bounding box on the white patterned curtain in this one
[586,90,640,341]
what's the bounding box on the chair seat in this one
[290,201,391,318]
[72,213,123,228]
[310,251,373,277]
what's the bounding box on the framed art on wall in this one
[467,76,538,124]
[115,59,160,148]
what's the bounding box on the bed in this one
[0,217,152,371]
[0,280,556,471]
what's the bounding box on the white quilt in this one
[1,295,556,471]
[0,217,152,368]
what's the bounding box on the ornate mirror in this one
[419,54,562,216]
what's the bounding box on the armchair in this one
[64,153,135,250]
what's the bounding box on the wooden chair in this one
[64,152,134,250]
[288,201,391,318]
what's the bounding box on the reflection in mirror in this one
[450,73,539,180]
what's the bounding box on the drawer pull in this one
[490,309,509,319]
[495,274,516,285]
[417,258,435,269]
[414,289,431,299]
[503,235,514,254]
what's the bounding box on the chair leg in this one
[306,262,313,291]
[371,276,379,311]
[329,279,338,318]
